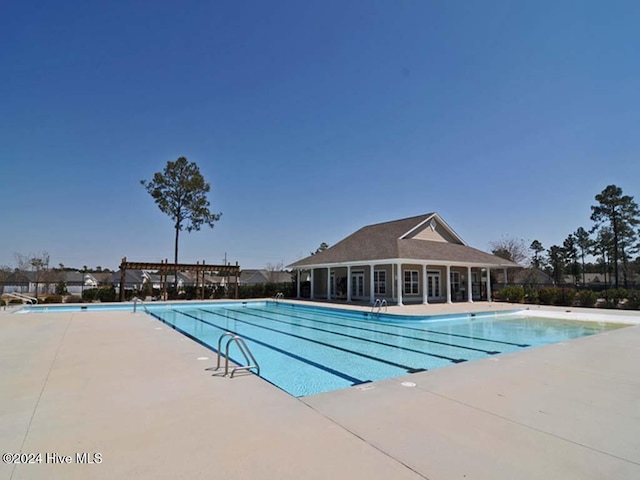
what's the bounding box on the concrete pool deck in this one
[1,302,639,479]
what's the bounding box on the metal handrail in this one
[370,298,387,317]
[215,332,236,370]
[133,297,149,314]
[370,298,381,313]
[6,292,38,304]
[274,292,284,303]
[214,332,260,378]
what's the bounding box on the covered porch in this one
[293,262,510,306]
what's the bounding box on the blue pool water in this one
[146,302,622,397]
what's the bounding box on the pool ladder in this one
[274,292,284,303]
[371,298,388,317]
[133,297,150,314]
[213,332,260,378]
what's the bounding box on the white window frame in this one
[403,270,419,295]
[374,270,386,295]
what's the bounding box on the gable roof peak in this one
[397,212,467,246]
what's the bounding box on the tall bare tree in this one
[489,237,528,265]
[15,252,50,297]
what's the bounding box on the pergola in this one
[118,257,240,301]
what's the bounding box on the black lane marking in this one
[200,308,434,373]
[210,307,466,365]
[271,304,530,348]
[248,306,500,355]
[169,310,366,385]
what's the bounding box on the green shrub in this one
[623,290,640,310]
[1,299,5,307]
[9,298,23,304]
[82,288,98,302]
[554,288,575,306]
[537,288,557,305]
[238,282,295,299]
[43,295,62,304]
[575,290,598,308]
[65,295,82,303]
[601,288,626,309]
[55,281,68,295]
[523,286,539,304]
[97,286,116,302]
[497,286,524,303]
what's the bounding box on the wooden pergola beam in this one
[118,257,240,301]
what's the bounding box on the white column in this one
[422,264,428,305]
[446,265,452,304]
[486,268,492,302]
[467,266,473,303]
[503,267,508,288]
[347,266,352,303]
[327,267,331,300]
[391,264,396,300]
[296,269,301,298]
[310,269,315,300]
[370,265,375,304]
[396,263,403,306]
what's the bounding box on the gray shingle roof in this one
[288,213,518,268]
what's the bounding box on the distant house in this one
[1,270,99,296]
[111,269,231,294]
[494,268,553,286]
[288,212,517,305]
[562,272,638,287]
[239,269,292,286]
[112,270,146,292]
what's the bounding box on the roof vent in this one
[430,219,437,231]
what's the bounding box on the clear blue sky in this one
[2,0,639,270]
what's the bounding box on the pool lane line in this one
[199,308,437,373]
[245,306,501,355]
[268,304,530,348]
[209,307,467,365]
[166,310,367,386]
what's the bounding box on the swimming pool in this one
[147,302,623,397]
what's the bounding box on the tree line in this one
[492,185,640,289]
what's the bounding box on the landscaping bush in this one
[97,286,116,302]
[82,287,116,302]
[43,295,62,304]
[625,290,640,310]
[575,290,598,308]
[1,299,5,307]
[55,281,68,295]
[554,288,575,307]
[498,286,524,303]
[523,286,539,304]
[65,295,82,303]
[537,288,557,306]
[82,288,98,302]
[9,299,23,304]
[600,288,626,309]
[238,282,295,299]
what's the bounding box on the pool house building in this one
[288,213,518,305]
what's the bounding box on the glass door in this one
[427,271,441,300]
[351,271,365,298]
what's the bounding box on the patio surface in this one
[1,301,639,479]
